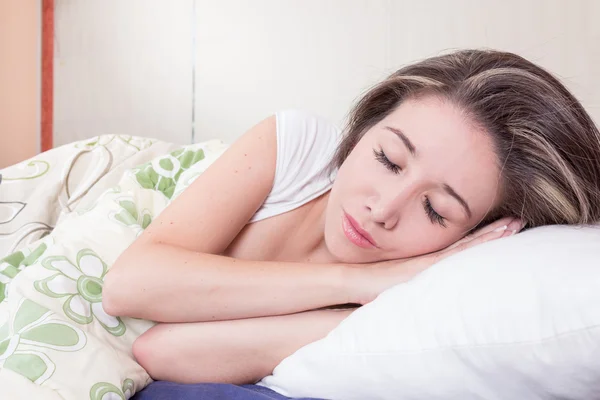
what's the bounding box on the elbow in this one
[102,240,162,319]
[102,239,151,317]
[102,248,140,317]
[133,323,268,384]
[133,326,186,382]
[101,268,127,317]
[132,332,162,379]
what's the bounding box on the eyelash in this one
[373,149,401,174]
[423,197,447,228]
[373,148,446,228]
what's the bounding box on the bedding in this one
[132,381,323,400]
[0,135,181,257]
[258,224,600,400]
[3,134,600,400]
[1,135,228,399]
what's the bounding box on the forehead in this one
[379,96,502,213]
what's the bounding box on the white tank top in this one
[250,109,342,223]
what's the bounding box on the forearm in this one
[133,308,356,384]
[102,241,352,323]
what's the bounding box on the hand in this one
[346,217,523,305]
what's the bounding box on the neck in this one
[297,191,336,264]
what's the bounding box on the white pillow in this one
[259,225,600,400]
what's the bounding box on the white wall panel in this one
[193,0,389,144]
[54,0,194,146]
[387,0,600,125]
[53,1,599,146]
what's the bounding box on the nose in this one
[365,193,402,230]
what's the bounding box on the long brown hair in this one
[331,49,600,228]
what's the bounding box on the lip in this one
[342,211,378,249]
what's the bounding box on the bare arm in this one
[104,243,350,322]
[102,115,352,323]
[133,307,356,384]
[102,114,518,323]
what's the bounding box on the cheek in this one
[384,218,466,259]
[336,149,380,192]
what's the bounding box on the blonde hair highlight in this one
[332,49,600,228]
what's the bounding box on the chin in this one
[324,234,379,264]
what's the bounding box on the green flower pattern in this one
[0,142,219,396]
[90,378,135,400]
[0,298,86,384]
[75,135,155,152]
[1,160,50,181]
[111,198,153,236]
[132,148,205,199]
[0,243,48,304]
[34,250,126,336]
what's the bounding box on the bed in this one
[2,134,600,400]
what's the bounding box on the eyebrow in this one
[443,184,472,219]
[385,125,472,219]
[385,126,416,156]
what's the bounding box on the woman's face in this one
[324,95,502,263]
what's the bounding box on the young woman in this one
[102,49,600,386]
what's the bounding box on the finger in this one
[440,223,518,260]
[505,218,524,235]
[467,217,517,238]
[445,217,522,251]
[443,217,510,251]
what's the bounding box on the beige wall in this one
[193,0,600,144]
[0,0,39,168]
[53,1,599,146]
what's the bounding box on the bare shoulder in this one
[134,115,277,254]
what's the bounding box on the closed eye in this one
[373,149,401,174]
[423,196,447,228]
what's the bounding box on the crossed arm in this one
[99,116,361,384]
[133,308,355,385]
[104,115,515,384]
